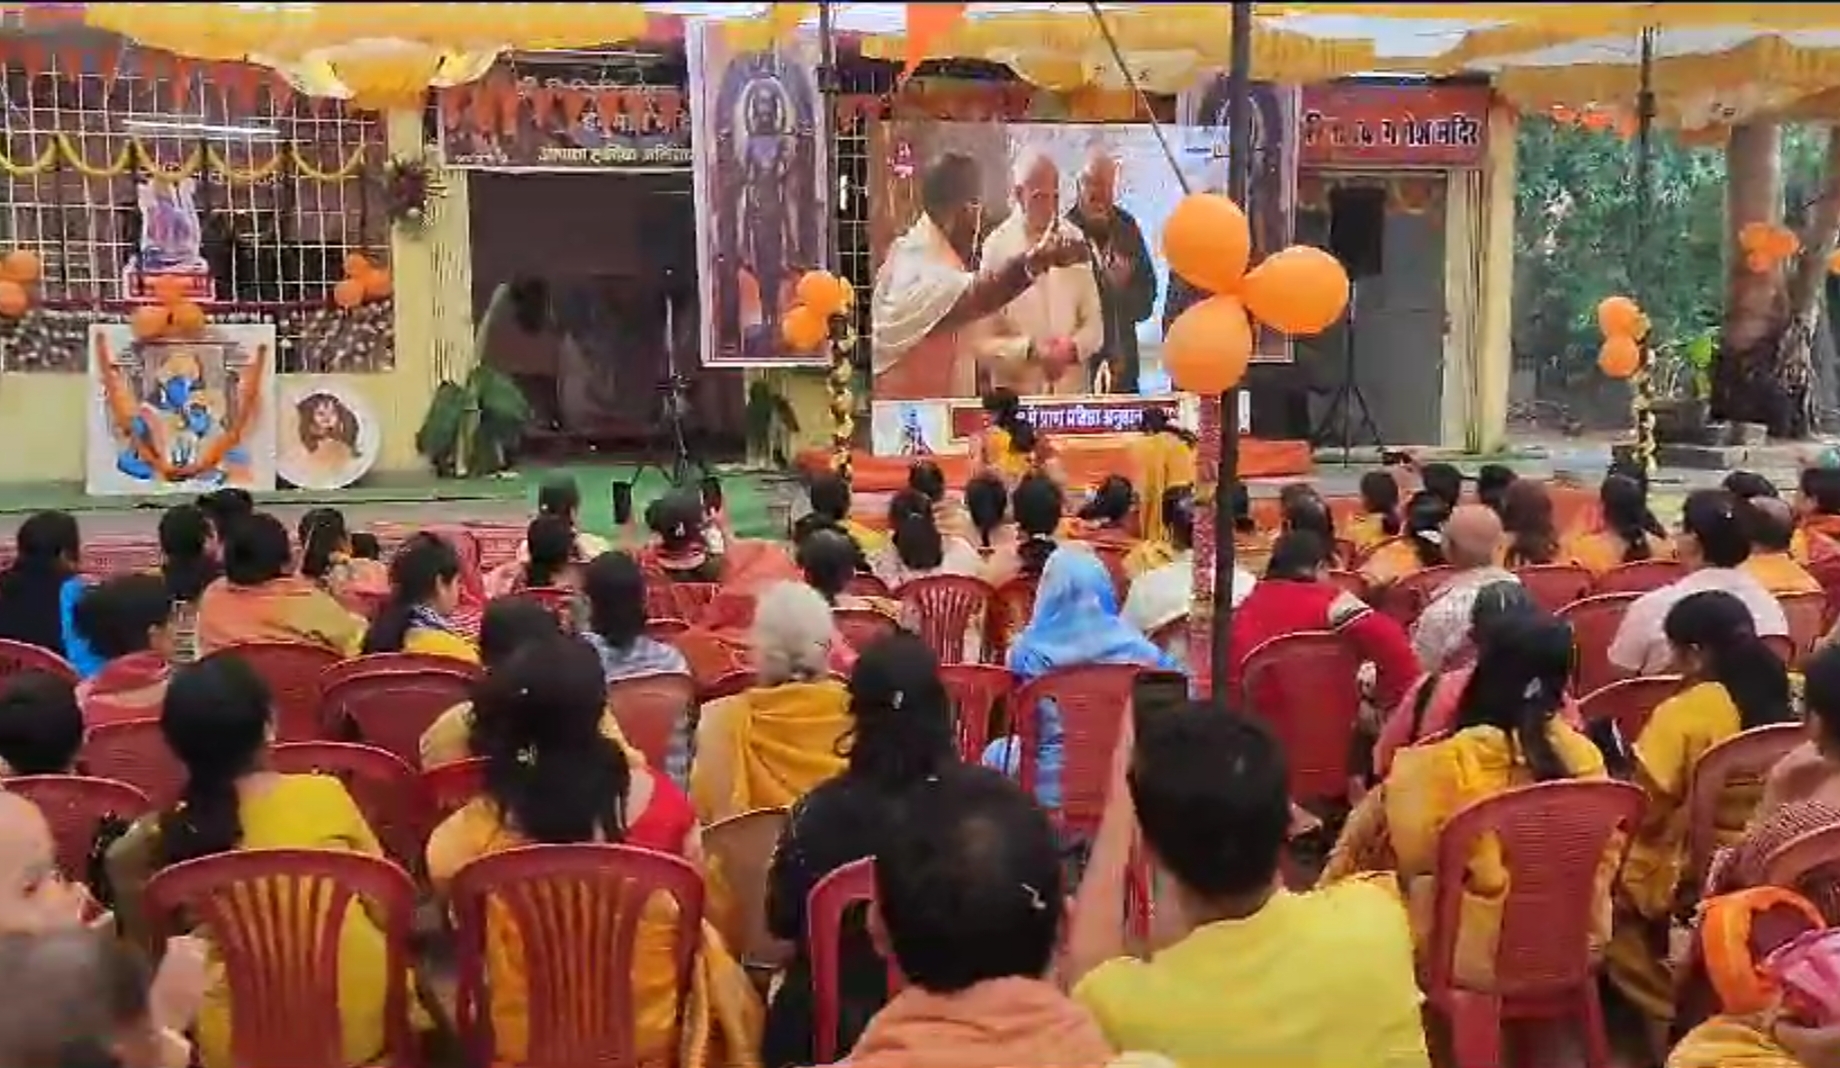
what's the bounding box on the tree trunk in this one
[1715,123,1840,437]
[1714,122,1789,429]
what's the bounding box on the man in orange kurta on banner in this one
[872,151,1089,399]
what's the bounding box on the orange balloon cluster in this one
[0,250,41,319]
[1740,222,1800,274]
[782,269,852,354]
[333,253,392,310]
[1594,295,1649,380]
[1159,192,1350,394]
[131,275,210,342]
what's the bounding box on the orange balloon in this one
[332,278,365,310]
[795,270,847,318]
[343,252,374,279]
[781,305,828,352]
[1596,295,1644,339]
[1241,245,1350,335]
[0,280,26,318]
[1163,295,1253,394]
[130,304,171,341]
[1,250,39,284]
[363,268,393,300]
[1827,249,1840,275]
[1768,225,1801,259]
[150,275,188,306]
[1162,193,1251,294]
[1598,335,1641,379]
[1739,221,1771,253]
[170,302,207,337]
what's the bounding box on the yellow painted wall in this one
[0,107,460,487]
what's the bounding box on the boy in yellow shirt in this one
[1065,707,1430,1068]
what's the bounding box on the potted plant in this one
[1647,328,1716,445]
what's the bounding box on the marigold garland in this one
[0,136,369,183]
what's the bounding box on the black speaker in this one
[1327,186,1387,279]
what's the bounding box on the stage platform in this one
[795,436,1314,494]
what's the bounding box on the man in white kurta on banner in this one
[872,151,1088,400]
[979,149,1103,396]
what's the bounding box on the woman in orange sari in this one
[1797,462,1840,563]
[194,513,364,657]
[1566,472,1671,575]
[427,635,759,1066]
[297,508,388,615]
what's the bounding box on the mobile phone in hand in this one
[1130,670,1189,737]
[701,475,724,514]
[611,480,634,527]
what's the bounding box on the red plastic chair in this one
[448,843,705,1068]
[1556,592,1641,695]
[1423,780,1646,1068]
[79,719,185,808]
[699,668,756,704]
[606,673,695,772]
[1781,590,1828,664]
[843,573,892,599]
[834,607,898,652]
[1239,631,1363,808]
[1685,723,1806,891]
[0,638,77,684]
[1012,663,1142,833]
[1594,558,1684,595]
[3,775,151,880]
[461,523,525,575]
[204,641,344,743]
[81,537,160,577]
[1513,564,1594,614]
[1324,569,1369,600]
[986,577,1039,663]
[319,657,479,766]
[1379,565,1456,627]
[808,858,903,1064]
[1577,675,1686,748]
[1764,824,1840,921]
[938,664,1011,761]
[268,742,428,873]
[143,849,420,1068]
[643,618,691,640]
[523,586,579,631]
[897,574,994,666]
[422,758,488,820]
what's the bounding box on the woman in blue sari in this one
[982,547,1178,808]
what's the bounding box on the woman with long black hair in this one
[760,633,960,1065]
[360,532,475,662]
[0,511,86,670]
[297,507,388,612]
[1607,589,1797,1023]
[1568,471,1671,574]
[1322,612,1611,989]
[105,655,406,1068]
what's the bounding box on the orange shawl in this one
[833,977,1113,1068]
[195,576,366,657]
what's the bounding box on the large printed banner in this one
[687,20,831,367]
[86,323,278,496]
[866,89,1296,416]
[440,72,691,171]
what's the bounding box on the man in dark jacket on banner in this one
[1066,153,1158,394]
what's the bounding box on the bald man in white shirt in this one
[978,149,1104,396]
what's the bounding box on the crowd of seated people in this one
[7,454,1840,1068]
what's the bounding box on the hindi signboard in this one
[1299,83,1491,169]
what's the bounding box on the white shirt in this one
[1607,566,1790,675]
[978,213,1103,394]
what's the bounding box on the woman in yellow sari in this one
[194,512,364,657]
[360,533,478,664]
[1607,589,1798,1025]
[427,635,760,1067]
[1565,472,1672,575]
[1127,408,1196,554]
[1358,491,1450,589]
[972,388,1066,487]
[1343,470,1403,554]
[1321,613,1613,986]
[690,582,851,823]
[106,656,414,1068]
